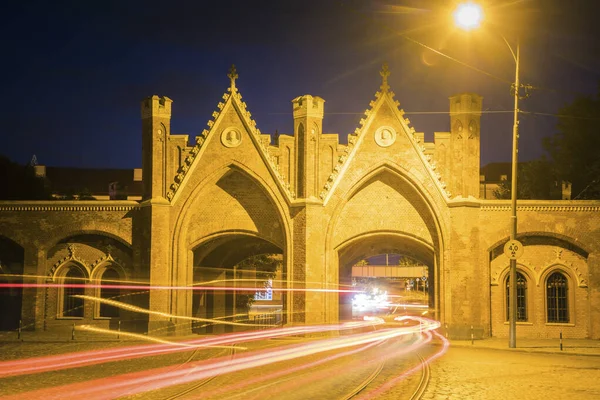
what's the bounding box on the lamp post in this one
[454,2,519,348]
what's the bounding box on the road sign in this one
[504,239,524,260]
[421,276,427,282]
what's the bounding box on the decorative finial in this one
[228,64,238,90]
[380,62,390,92]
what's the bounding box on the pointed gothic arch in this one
[326,163,447,322]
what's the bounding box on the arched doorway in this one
[191,233,284,334]
[336,232,436,321]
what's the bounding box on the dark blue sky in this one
[2,0,599,169]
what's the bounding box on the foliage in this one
[54,188,95,200]
[543,89,600,199]
[355,259,369,266]
[235,293,255,311]
[234,254,281,311]
[493,158,562,200]
[0,155,52,200]
[492,87,600,200]
[398,256,421,267]
[236,253,281,281]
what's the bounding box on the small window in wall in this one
[547,272,569,323]
[100,268,120,318]
[63,267,85,317]
[506,272,527,322]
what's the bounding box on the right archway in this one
[336,232,437,320]
[328,167,445,323]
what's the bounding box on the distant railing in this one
[253,313,281,329]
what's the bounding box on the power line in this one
[522,111,600,121]
[267,110,514,116]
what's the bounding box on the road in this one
[1,325,600,399]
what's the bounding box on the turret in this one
[448,93,482,198]
[292,95,325,199]
[141,95,172,200]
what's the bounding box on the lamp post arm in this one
[502,35,518,64]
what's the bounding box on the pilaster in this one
[140,198,174,335]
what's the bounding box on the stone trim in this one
[481,205,600,212]
[0,205,138,211]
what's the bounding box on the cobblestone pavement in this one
[421,344,600,400]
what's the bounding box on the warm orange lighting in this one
[454,2,484,30]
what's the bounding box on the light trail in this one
[75,325,243,349]
[0,274,350,292]
[72,295,275,327]
[0,317,439,399]
[0,283,362,294]
[198,339,391,399]
[355,328,450,399]
[0,320,383,378]
[222,331,432,400]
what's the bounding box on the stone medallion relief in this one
[374,126,396,148]
[221,127,242,148]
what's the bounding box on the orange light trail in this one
[72,295,275,327]
[0,320,383,378]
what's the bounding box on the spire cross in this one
[380,63,390,92]
[228,64,238,90]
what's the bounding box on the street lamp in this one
[453,2,520,348]
[453,2,484,30]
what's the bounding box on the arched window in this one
[100,268,120,318]
[63,267,84,317]
[547,272,569,323]
[506,271,527,322]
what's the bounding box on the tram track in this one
[340,358,386,400]
[409,352,431,400]
[137,321,437,399]
[163,345,237,400]
[341,347,431,400]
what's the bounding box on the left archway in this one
[175,167,290,334]
[192,233,284,334]
[0,236,24,331]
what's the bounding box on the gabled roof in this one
[318,63,451,204]
[166,65,292,203]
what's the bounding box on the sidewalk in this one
[449,337,600,356]
[3,330,600,356]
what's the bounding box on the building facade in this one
[1,65,599,339]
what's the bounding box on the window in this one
[547,272,569,323]
[506,272,527,322]
[100,268,120,318]
[63,267,84,317]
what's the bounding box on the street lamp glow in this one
[454,2,484,30]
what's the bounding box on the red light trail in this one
[0,317,442,399]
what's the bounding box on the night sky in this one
[2,0,599,169]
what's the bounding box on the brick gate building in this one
[1,65,599,339]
